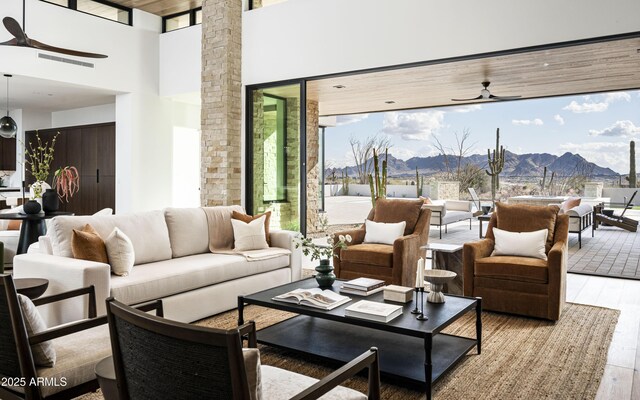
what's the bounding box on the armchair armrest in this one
[270,230,303,282]
[238,320,257,348]
[290,347,380,400]
[332,227,365,279]
[393,233,422,287]
[33,285,98,318]
[13,253,111,327]
[462,239,495,296]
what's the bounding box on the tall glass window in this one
[249,84,302,232]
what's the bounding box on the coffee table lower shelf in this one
[257,314,477,389]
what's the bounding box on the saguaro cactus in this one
[629,141,637,188]
[341,170,350,195]
[540,166,555,195]
[416,166,424,197]
[368,148,388,207]
[485,128,505,207]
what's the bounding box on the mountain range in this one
[328,151,619,179]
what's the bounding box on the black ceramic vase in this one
[315,259,336,288]
[42,189,59,212]
[24,200,41,215]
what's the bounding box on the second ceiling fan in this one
[452,81,521,102]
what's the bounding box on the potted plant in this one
[53,166,80,202]
[296,234,352,288]
[24,133,58,202]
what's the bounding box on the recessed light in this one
[333,85,346,89]
[543,63,549,67]
[385,100,395,104]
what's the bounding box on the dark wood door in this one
[25,122,115,215]
[0,137,16,171]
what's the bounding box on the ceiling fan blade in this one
[489,94,522,101]
[29,38,108,59]
[451,95,483,102]
[0,38,18,46]
[3,17,28,44]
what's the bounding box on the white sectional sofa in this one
[423,200,475,238]
[13,206,302,327]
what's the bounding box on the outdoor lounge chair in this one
[593,191,638,234]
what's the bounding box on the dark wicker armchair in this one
[0,274,109,400]
[106,297,381,400]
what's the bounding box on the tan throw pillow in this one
[17,294,56,367]
[242,348,262,400]
[7,220,21,230]
[495,202,559,254]
[71,224,109,263]
[560,197,581,214]
[104,228,135,276]
[231,215,269,251]
[373,198,423,235]
[232,211,271,246]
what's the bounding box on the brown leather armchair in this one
[333,198,431,287]
[463,202,569,321]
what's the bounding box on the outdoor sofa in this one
[423,200,475,238]
[13,206,302,327]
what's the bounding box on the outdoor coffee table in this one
[238,278,481,400]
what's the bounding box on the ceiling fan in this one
[1,1,107,59]
[451,81,521,102]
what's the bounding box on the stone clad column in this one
[306,100,320,232]
[201,0,242,206]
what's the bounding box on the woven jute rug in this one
[77,302,618,400]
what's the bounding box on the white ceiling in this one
[0,74,118,112]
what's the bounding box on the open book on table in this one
[273,288,351,310]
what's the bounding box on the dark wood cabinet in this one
[0,137,17,171]
[25,123,116,215]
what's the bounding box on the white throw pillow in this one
[104,227,135,276]
[93,208,113,216]
[491,227,548,260]
[231,215,269,251]
[363,219,406,245]
[17,294,56,367]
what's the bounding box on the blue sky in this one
[324,90,640,174]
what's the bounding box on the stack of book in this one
[344,300,403,323]
[339,278,386,296]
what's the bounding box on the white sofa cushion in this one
[18,294,56,367]
[441,210,473,225]
[110,251,291,305]
[48,211,172,265]
[363,219,406,245]
[38,325,111,397]
[261,365,366,400]
[232,215,269,251]
[164,208,209,258]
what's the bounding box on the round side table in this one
[95,356,119,400]
[14,278,49,299]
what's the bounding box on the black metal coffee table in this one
[238,278,481,400]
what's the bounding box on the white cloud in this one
[451,104,482,113]
[554,114,565,125]
[557,142,629,173]
[589,120,640,137]
[335,114,369,126]
[512,118,544,126]
[381,111,445,141]
[563,91,631,113]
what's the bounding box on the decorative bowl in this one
[424,270,456,303]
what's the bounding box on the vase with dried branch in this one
[24,133,58,199]
[54,166,80,202]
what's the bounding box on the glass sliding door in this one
[248,83,303,232]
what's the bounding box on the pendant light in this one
[0,74,18,139]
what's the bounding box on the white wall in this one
[51,103,116,127]
[243,0,640,84]
[159,25,202,98]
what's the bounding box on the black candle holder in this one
[411,287,421,314]
[416,287,428,321]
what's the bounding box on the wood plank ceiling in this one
[307,37,640,116]
[107,0,201,16]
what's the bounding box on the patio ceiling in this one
[107,0,201,16]
[307,36,640,117]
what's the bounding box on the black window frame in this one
[162,7,203,33]
[41,0,133,26]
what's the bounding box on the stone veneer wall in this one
[430,181,460,200]
[306,100,320,233]
[200,0,242,206]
